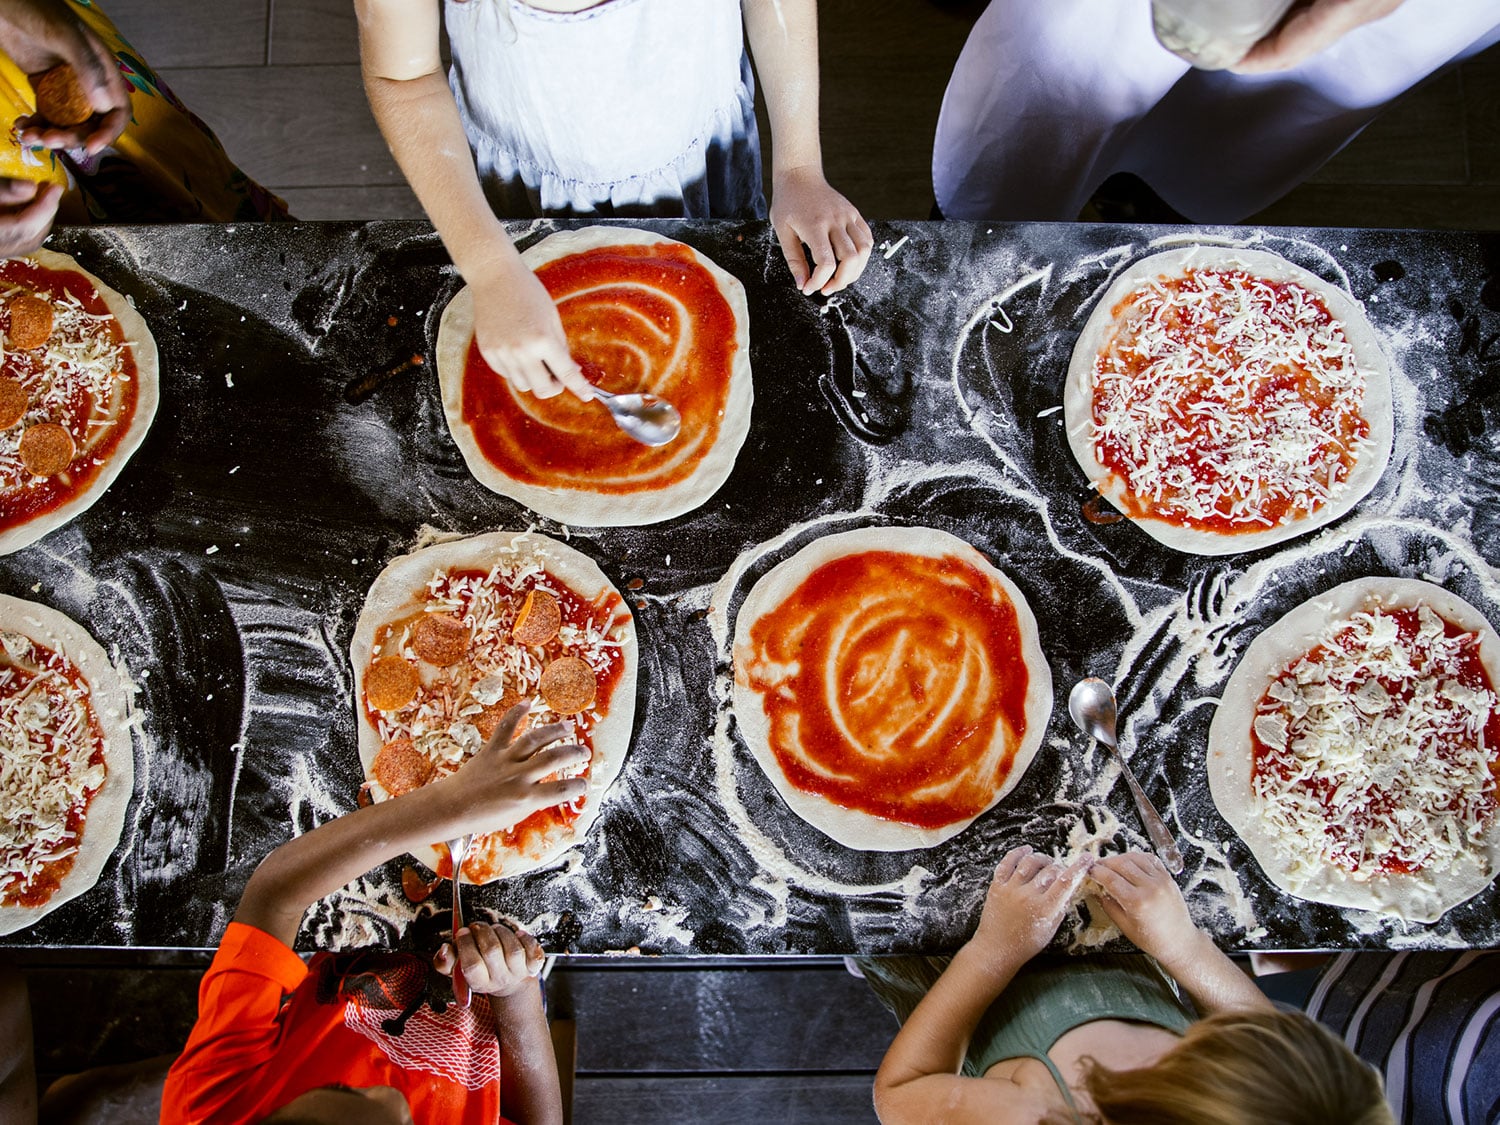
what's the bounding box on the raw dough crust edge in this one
[436,226,753,527]
[0,248,161,556]
[0,593,134,935]
[350,530,637,882]
[731,526,1053,852]
[1206,576,1500,923]
[1063,246,1394,557]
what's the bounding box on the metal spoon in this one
[590,385,681,446]
[447,833,473,1008]
[1067,678,1185,874]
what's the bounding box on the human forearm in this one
[233,778,469,946]
[363,69,520,286]
[742,0,822,175]
[492,984,563,1125]
[874,944,1025,1094]
[1154,930,1274,1016]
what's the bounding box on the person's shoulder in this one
[208,921,310,991]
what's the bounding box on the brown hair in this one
[1050,1009,1394,1125]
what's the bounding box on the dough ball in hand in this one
[31,64,92,127]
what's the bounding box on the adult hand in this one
[770,165,873,297]
[434,921,544,998]
[443,702,589,837]
[0,177,60,256]
[969,845,1090,965]
[0,0,130,154]
[1232,0,1406,74]
[1089,851,1201,965]
[470,260,593,400]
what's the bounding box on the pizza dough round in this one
[0,594,134,935]
[731,526,1053,851]
[1208,577,1500,922]
[0,248,160,555]
[437,227,753,527]
[1065,246,1393,555]
[351,531,637,881]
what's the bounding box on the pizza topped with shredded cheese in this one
[0,250,158,555]
[1251,604,1499,883]
[0,628,107,909]
[353,532,636,883]
[1208,578,1500,923]
[1066,248,1392,556]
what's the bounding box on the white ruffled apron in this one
[445,0,765,219]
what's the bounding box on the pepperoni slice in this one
[365,655,420,712]
[18,422,74,476]
[0,377,28,429]
[32,64,92,127]
[539,656,597,715]
[512,589,562,646]
[411,613,468,666]
[7,295,53,350]
[372,737,436,796]
[474,693,528,741]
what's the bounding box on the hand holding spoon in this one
[1067,678,1185,874]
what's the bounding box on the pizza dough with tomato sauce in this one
[0,248,159,554]
[0,594,134,935]
[1065,247,1393,555]
[351,531,636,881]
[730,526,1053,851]
[1208,578,1500,922]
[437,226,752,526]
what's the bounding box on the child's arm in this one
[1090,852,1274,1016]
[872,847,1089,1124]
[233,706,585,947]
[436,923,561,1125]
[353,0,590,401]
[742,0,873,297]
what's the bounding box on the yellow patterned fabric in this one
[1,0,290,220]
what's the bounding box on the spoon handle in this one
[1110,749,1185,874]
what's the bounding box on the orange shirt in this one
[161,922,510,1125]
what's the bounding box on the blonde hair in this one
[1049,1009,1394,1125]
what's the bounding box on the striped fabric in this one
[1306,953,1500,1125]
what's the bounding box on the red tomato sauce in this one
[460,243,738,493]
[741,551,1031,829]
[1251,607,1500,876]
[0,643,107,908]
[0,259,139,532]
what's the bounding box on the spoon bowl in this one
[591,385,681,446]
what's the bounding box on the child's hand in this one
[445,702,590,838]
[435,921,544,999]
[1089,851,1202,966]
[471,261,594,400]
[0,0,131,154]
[770,166,873,297]
[968,845,1090,966]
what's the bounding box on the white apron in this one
[445,0,765,219]
[934,0,1500,222]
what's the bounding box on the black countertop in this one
[3,219,1498,954]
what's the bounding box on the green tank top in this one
[860,953,1195,1116]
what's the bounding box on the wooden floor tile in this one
[275,184,426,221]
[1250,181,1500,230]
[1463,49,1500,184]
[572,1074,878,1124]
[155,64,402,189]
[105,0,268,69]
[270,0,360,66]
[1310,68,1469,186]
